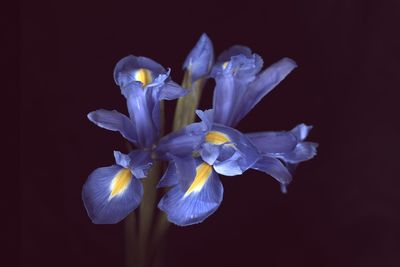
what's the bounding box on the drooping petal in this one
[183,33,214,82]
[82,165,143,224]
[158,163,223,226]
[113,55,166,88]
[234,58,297,125]
[87,109,137,144]
[245,131,298,153]
[252,156,292,185]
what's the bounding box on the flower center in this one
[134,68,153,87]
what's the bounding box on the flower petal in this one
[113,55,166,88]
[158,165,223,226]
[158,81,188,100]
[123,86,157,148]
[205,124,260,176]
[82,165,143,224]
[252,156,292,185]
[245,131,298,153]
[274,142,318,164]
[234,57,297,125]
[158,161,178,188]
[155,124,205,159]
[183,33,214,82]
[87,109,137,144]
[127,150,153,178]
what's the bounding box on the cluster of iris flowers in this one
[82,34,318,226]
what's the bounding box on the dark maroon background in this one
[19,0,400,266]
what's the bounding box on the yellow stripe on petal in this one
[134,68,153,87]
[205,131,231,145]
[222,61,230,70]
[109,168,132,199]
[184,163,213,198]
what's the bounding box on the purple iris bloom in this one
[211,45,297,127]
[89,55,187,148]
[83,56,187,224]
[82,150,152,224]
[156,110,261,226]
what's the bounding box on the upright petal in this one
[82,165,143,224]
[252,156,292,185]
[211,52,262,126]
[87,109,137,144]
[183,33,214,82]
[123,86,157,148]
[234,58,297,125]
[158,162,223,226]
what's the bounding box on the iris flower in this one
[83,56,187,223]
[82,150,151,224]
[156,109,261,226]
[211,45,297,127]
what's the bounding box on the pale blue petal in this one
[158,81,188,100]
[158,170,223,226]
[157,162,178,188]
[127,150,153,178]
[234,58,297,125]
[213,151,243,176]
[200,143,221,165]
[209,125,260,175]
[87,109,137,144]
[252,156,292,184]
[82,165,143,224]
[195,109,214,129]
[173,156,197,191]
[113,151,131,168]
[183,33,214,82]
[123,86,157,148]
[274,142,318,164]
[245,131,297,153]
[291,123,313,141]
[155,124,205,160]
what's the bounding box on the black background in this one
[19,0,400,266]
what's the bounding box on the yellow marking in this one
[205,131,231,145]
[184,163,212,197]
[134,68,153,87]
[222,61,229,70]
[109,168,132,199]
